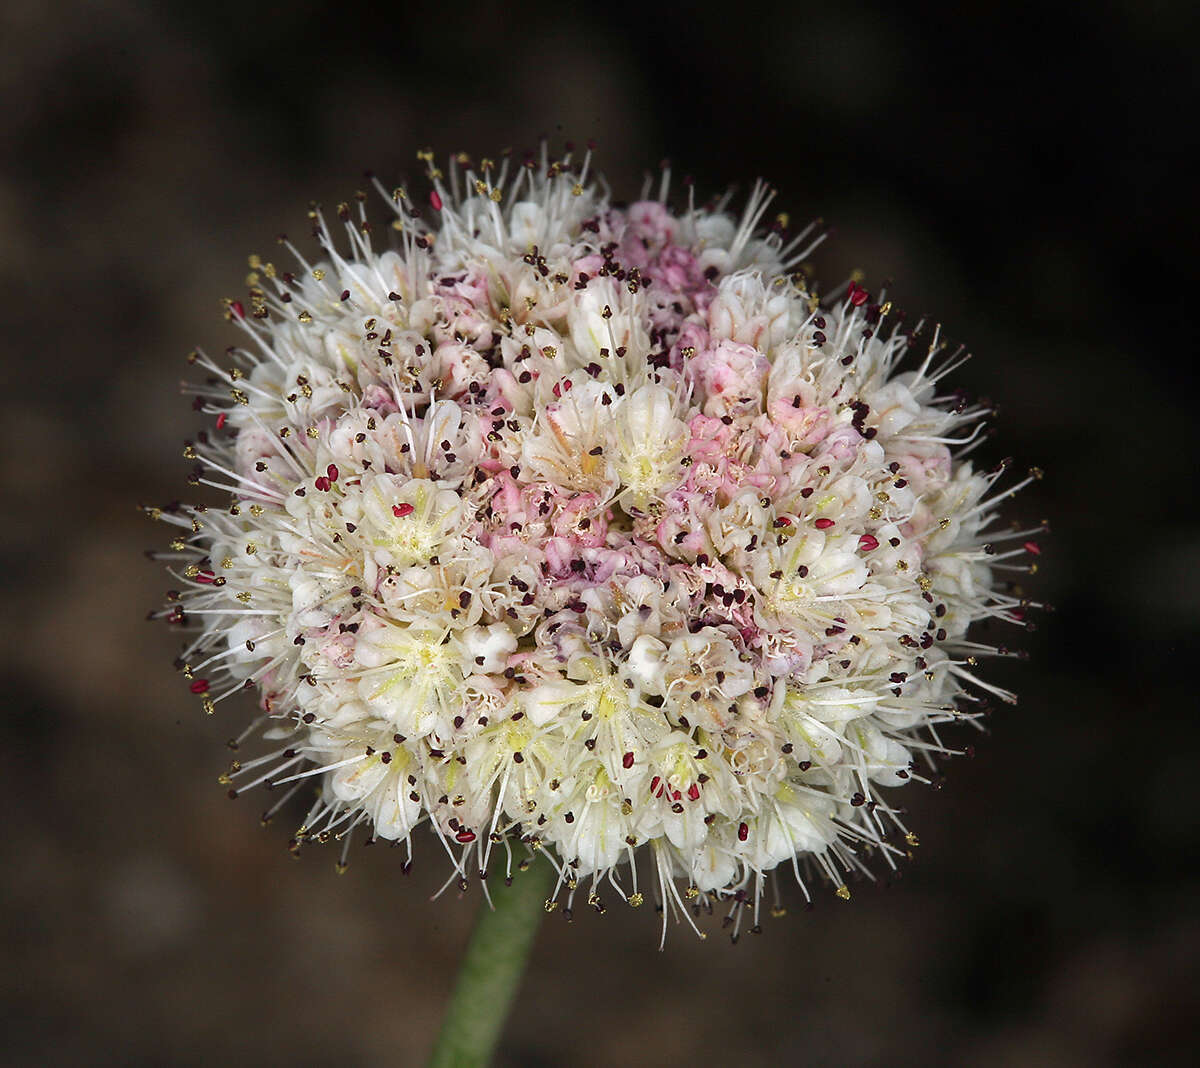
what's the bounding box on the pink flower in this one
[652,243,705,296]
[766,380,832,449]
[624,200,677,249]
[689,338,770,416]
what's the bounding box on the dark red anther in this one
[1024,541,1041,556]
[189,679,210,694]
[392,503,415,518]
[230,300,245,320]
[314,476,330,492]
[773,517,792,528]
[858,534,879,552]
[815,518,835,529]
[622,751,635,769]
[429,189,443,211]
[738,821,749,842]
[455,829,476,843]
[650,775,662,797]
[195,569,215,584]
[687,783,701,802]
[847,282,869,307]
[215,413,227,430]
[327,464,339,482]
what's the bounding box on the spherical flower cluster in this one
[150,148,1038,939]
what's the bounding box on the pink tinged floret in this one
[814,425,867,471]
[434,341,488,397]
[488,368,529,412]
[360,384,400,415]
[651,244,706,296]
[767,379,833,447]
[491,471,525,521]
[544,537,576,576]
[616,202,679,273]
[669,321,711,370]
[570,252,606,282]
[234,425,279,481]
[550,492,607,546]
[689,339,770,416]
[685,413,736,462]
[891,445,953,494]
[625,201,677,245]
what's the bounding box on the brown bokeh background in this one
[3,1,1197,1064]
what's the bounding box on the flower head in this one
[149,147,1040,940]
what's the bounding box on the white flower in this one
[150,147,1038,941]
[610,384,689,511]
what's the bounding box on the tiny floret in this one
[150,147,1036,940]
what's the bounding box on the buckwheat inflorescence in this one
[149,146,1041,941]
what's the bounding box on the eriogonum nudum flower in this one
[149,147,1041,940]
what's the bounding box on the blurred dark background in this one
[2,1,1197,1064]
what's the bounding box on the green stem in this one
[428,858,555,1068]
